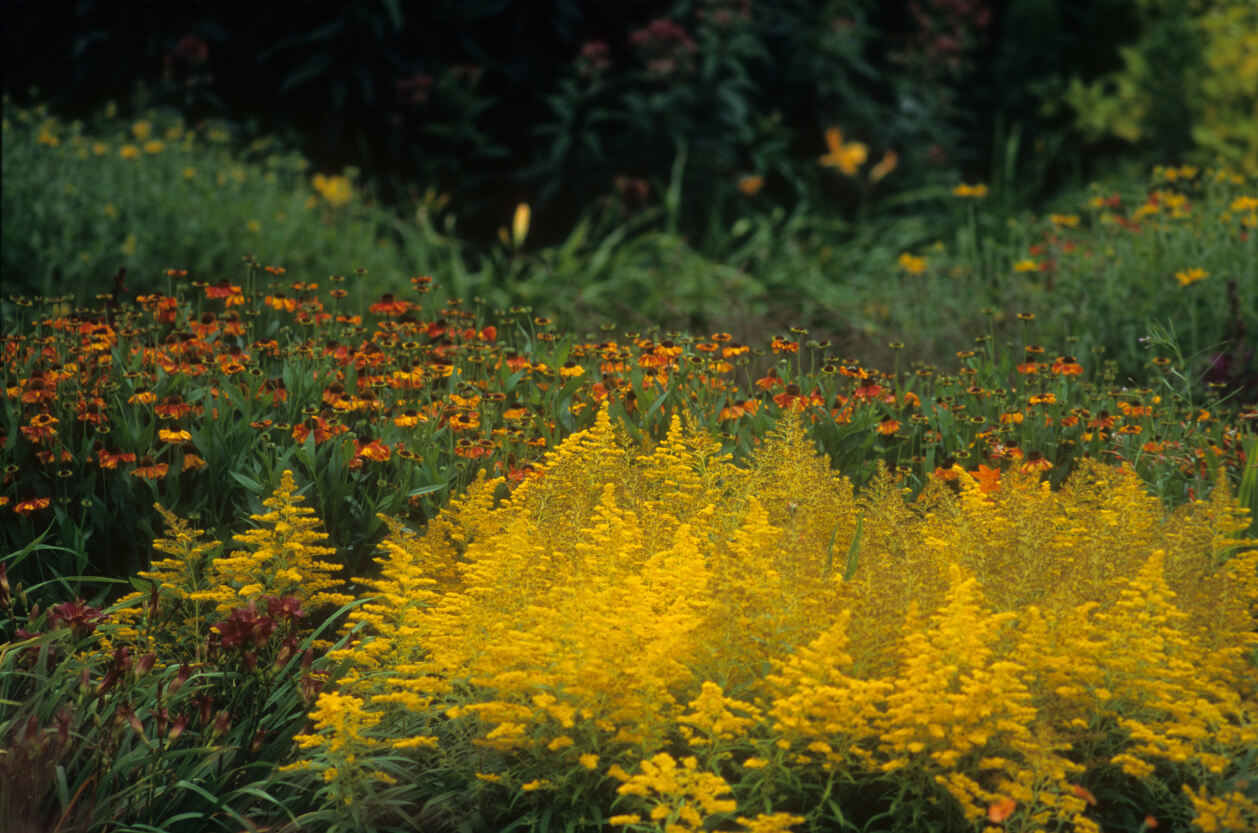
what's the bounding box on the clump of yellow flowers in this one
[295,404,1258,832]
[190,470,354,616]
[113,471,353,657]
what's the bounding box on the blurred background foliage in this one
[8,0,1250,252]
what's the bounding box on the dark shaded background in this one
[4,0,1145,246]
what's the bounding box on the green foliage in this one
[0,586,355,832]
[1062,0,1258,173]
[0,100,426,303]
[1,1,993,249]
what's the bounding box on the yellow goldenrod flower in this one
[292,406,1258,831]
[736,813,808,833]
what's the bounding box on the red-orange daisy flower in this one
[204,279,245,306]
[755,368,784,390]
[369,294,412,316]
[14,496,51,514]
[132,456,169,480]
[356,439,392,462]
[770,336,799,354]
[1019,451,1052,474]
[97,448,137,469]
[1050,355,1084,375]
[293,417,337,444]
[154,394,196,420]
[20,413,60,444]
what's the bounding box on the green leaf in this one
[843,514,864,581]
[229,471,264,494]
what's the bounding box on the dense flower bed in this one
[4,271,1253,601]
[277,407,1258,831]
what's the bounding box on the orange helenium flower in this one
[14,497,51,514]
[132,457,169,480]
[357,439,391,462]
[1020,451,1052,474]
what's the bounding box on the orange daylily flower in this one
[819,126,868,176]
[987,797,1017,823]
[869,149,897,183]
[969,464,1001,494]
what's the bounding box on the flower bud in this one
[168,714,189,743]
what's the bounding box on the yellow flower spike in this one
[194,470,351,615]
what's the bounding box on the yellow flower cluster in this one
[610,753,736,830]
[299,404,1258,830]
[188,470,353,615]
[109,505,224,656]
[111,473,353,659]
